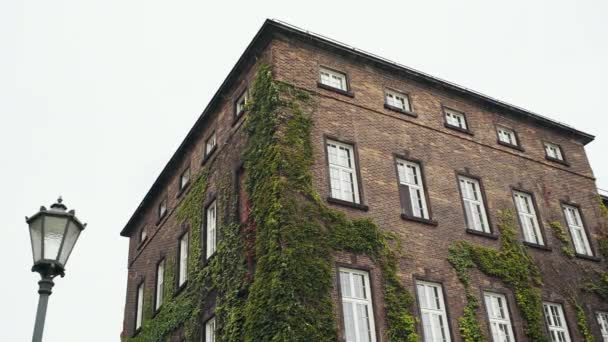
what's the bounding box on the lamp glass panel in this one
[43,215,68,260]
[28,216,43,263]
[58,220,81,266]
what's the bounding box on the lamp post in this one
[26,197,86,342]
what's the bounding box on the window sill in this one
[136,236,148,250]
[401,214,438,226]
[523,241,552,251]
[132,328,142,338]
[202,146,217,165]
[317,82,354,98]
[545,156,570,167]
[156,213,168,226]
[327,197,369,211]
[465,228,498,239]
[444,122,474,136]
[384,104,417,117]
[174,281,188,297]
[176,182,190,199]
[232,111,246,127]
[497,140,525,152]
[575,253,601,262]
[152,306,163,318]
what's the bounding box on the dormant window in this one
[205,317,216,342]
[396,159,429,219]
[339,268,376,342]
[236,89,248,117]
[178,232,189,287]
[544,142,564,161]
[205,132,216,156]
[385,90,411,112]
[484,292,515,342]
[206,200,217,259]
[158,198,167,220]
[416,281,451,342]
[513,191,544,245]
[543,302,571,342]
[458,176,490,233]
[596,312,608,342]
[320,67,348,91]
[327,140,360,204]
[135,282,144,331]
[180,167,190,191]
[155,260,164,311]
[444,108,467,130]
[562,205,593,256]
[497,126,518,146]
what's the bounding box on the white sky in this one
[1,1,607,341]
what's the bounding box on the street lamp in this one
[26,197,86,342]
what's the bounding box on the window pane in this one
[340,268,376,342]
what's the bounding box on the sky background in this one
[1,0,607,341]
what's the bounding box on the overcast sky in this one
[1,1,607,341]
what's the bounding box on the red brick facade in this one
[121,20,606,341]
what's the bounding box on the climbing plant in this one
[448,210,546,342]
[549,221,575,258]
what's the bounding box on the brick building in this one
[120,20,608,341]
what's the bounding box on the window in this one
[158,198,167,220]
[178,232,189,287]
[339,268,376,342]
[544,142,564,161]
[416,281,451,342]
[327,140,360,204]
[135,282,144,331]
[484,292,515,342]
[543,302,571,342]
[320,67,348,91]
[513,191,544,245]
[385,90,411,112]
[206,201,217,259]
[236,89,248,117]
[596,312,608,342]
[205,132,216,156]
[155,260,164,311]
[444,108,467,130]
[205,317,216,342]
[562,205,593,256]
[180,167,190,191]
[458,176,490,233]
[139,226,147,244]
[397,159,429,220]
[497,126,518,147]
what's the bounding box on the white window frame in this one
[543,302,572,342]
[236,89,248,116]
[205,316,216,342]
[339,268,377,342]
[135,282,144,330]
[397,159,429,219]
[155,260,164,311]
[327,140,360,204]
[544,142,564,161]
[562,204,593,256]
[205,132,216,156]
[385,89,411,112]
[416,281,451,342]
[178,232,189,287]
[497,126,518,146]
[458,176,490,233]
[180,168,190,190]
[320,67,348,91]
[444,108,467,130]
[513,191,544,245]
[159,198,167,219]
[596,311,608,342]
[484,292,515,342]
[206,200,217,259]
[139,226,147,243]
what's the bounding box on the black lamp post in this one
[26,198,86,342]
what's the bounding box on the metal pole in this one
[32,276,54,342]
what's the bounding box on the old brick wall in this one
[272,35,606,341]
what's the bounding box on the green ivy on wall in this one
[548,221,575,258]
[448,210,547,342]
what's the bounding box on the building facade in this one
[121,20,608,341]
